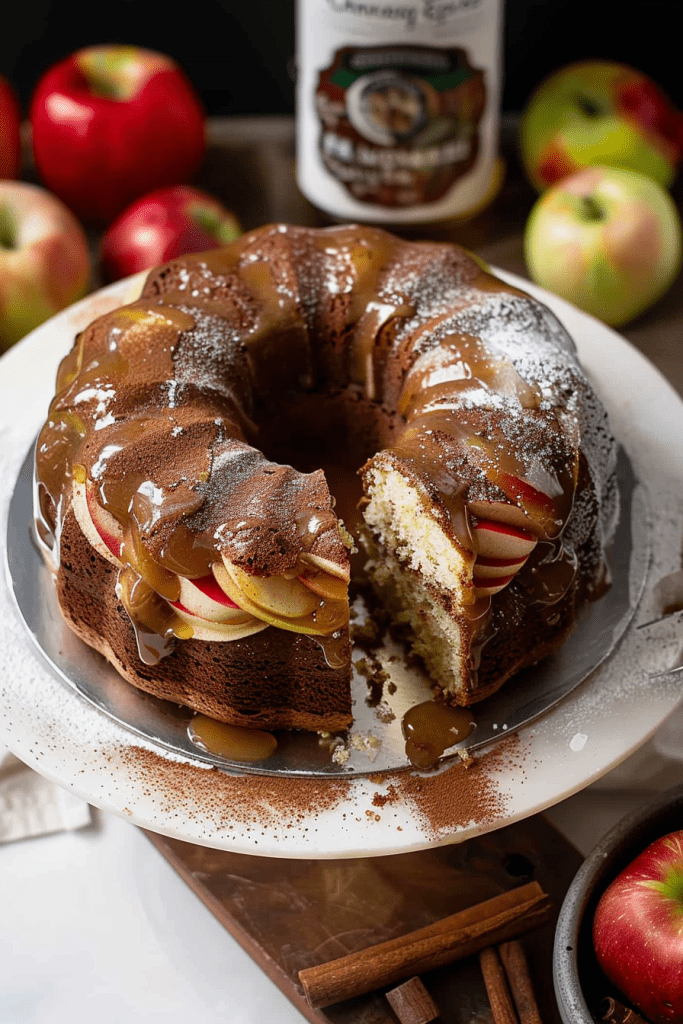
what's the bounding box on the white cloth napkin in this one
[0,742,91,844]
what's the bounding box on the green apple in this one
[0,181,90,352]
[524,165,682,327]
[520,61,683,191]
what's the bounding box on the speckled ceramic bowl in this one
[553,783,683,1023]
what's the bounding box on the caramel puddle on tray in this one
[402,700,476,770]
[188,715,278,763]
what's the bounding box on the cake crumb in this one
[330,739,350,765]
[375,700,395,724]
[372,784,399,807]
[349,731,382,761]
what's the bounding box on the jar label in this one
[315,44,486,208]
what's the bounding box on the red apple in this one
[100,185,241,282]
[29,45,206,226]
[0,72,21,179]
[520,61,683,191]
[593,830,683,1023]
[0,181,90,352]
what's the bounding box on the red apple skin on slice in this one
[471,514,537,596]
[468,498,537,535]
[473,574,516,597]
[497,473,561,534]
[470,471,561,539]
[177,574,246,622]
[71,479,122,567]
[85,480,124,558]
[169,601,268,642]
[192,574,239,606]
[473,518,537,561]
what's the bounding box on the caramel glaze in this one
[188,714,278,763]
[34,223,617,709]
[402,700,476,770]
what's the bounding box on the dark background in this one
[1,1,681,117]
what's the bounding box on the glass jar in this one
[296,0,504,227]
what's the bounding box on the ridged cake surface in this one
[34,223,618,731]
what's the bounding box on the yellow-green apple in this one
[593,830,683,1024]
[524,165,682,327]
[520,61,683,191]
[0,181,90,352]
[0,72,21,179]
[100,185,241,282]
[30,45,206,226]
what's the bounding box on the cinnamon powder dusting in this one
[372,733,524,840]
[117,731,525,847]
[119,745,351,838]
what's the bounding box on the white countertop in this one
[0,808,303,1024]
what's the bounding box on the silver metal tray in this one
[5,443,649,778]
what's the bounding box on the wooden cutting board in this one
[145,813,581,1023]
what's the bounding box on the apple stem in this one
[192,207,221,235]
[86,77,122,100]
[580,195,605,222]
[0,206,17,249]
[575,92,602,118]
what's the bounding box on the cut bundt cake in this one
[33,223,618,732]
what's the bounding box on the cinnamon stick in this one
[298,880,551,1009]
[385,977,440,1024]
[499,940,543,1024]
[479,946,518,1024]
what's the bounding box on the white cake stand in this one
[1,273,682,858]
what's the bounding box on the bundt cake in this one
[33,223,619,734]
